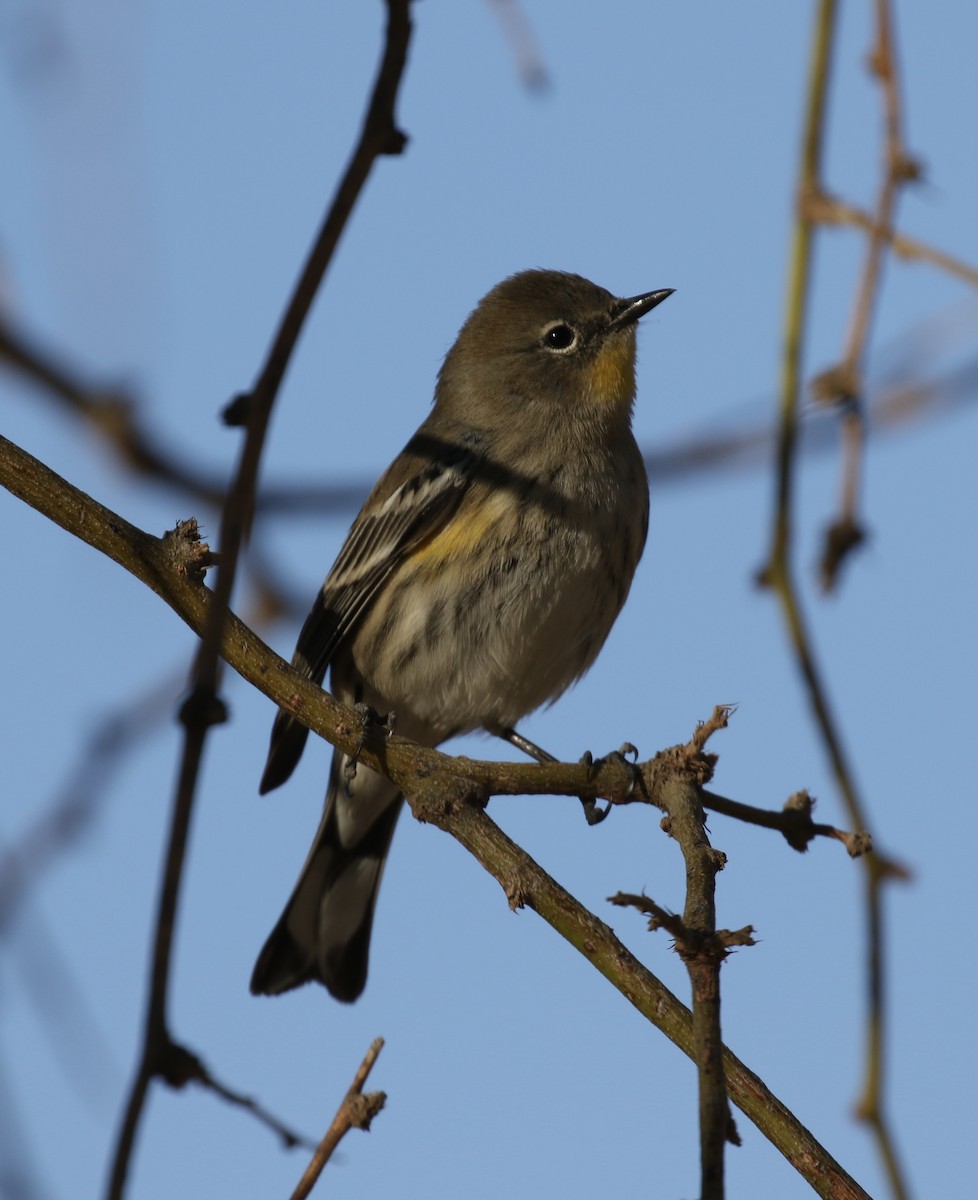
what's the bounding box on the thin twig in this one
[0,675,180,936]
[762,0,837,581]
[806,190,978,288]
[841,1,915,377]
[290,1039,386,1200]
[813,0,918,592]
[701,789,873,858]
[112,1036,314,1159]
[197,1064,316,1152]
[764,6,910,1199]
[105,685,218,1199]
[103,5,415,1197]
[0,320,227,504]
[485,0,549,91]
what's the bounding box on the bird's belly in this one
[351,532,626,740]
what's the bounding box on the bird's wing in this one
[259,444,473,793]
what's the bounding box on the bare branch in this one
[614,714,744,1198]
[806,189,978,288]
[154,1039,315,1150]
[290,1039,386,1200]
[99,4,416,1196]
[702,789,873,858]
[812,0,919,592]
[760,4,912,1197]
[485,0,549,91]
[761,0,837,584]
[412,790,870,1200]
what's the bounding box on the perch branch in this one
[0,433,871,1199]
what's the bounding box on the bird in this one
[250,268,673,1001]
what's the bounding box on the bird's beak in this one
[608,288,675,330]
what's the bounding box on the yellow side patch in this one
[412,490,512,565]
[588,334,636,405]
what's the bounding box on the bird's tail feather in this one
[250,754,403,1002]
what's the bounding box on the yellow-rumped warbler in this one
[251,269,672,1001]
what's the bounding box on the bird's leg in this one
[497,726,556,765]
[344,701,397,784]
[495,726,613,826]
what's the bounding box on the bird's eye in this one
[542,323,578,352]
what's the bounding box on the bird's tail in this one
[250,752,403,1002]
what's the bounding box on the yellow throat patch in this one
[588,333,636,406]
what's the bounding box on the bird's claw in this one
[606,743,641,798]
[613,743,641,797]
[576,743,642,825]
[344,703,396,783]
[576,750,610,825]
[580,796,611,826]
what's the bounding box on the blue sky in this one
[2,2,977,1197]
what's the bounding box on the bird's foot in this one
[344,703,397,783]
[577,742,641,825]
